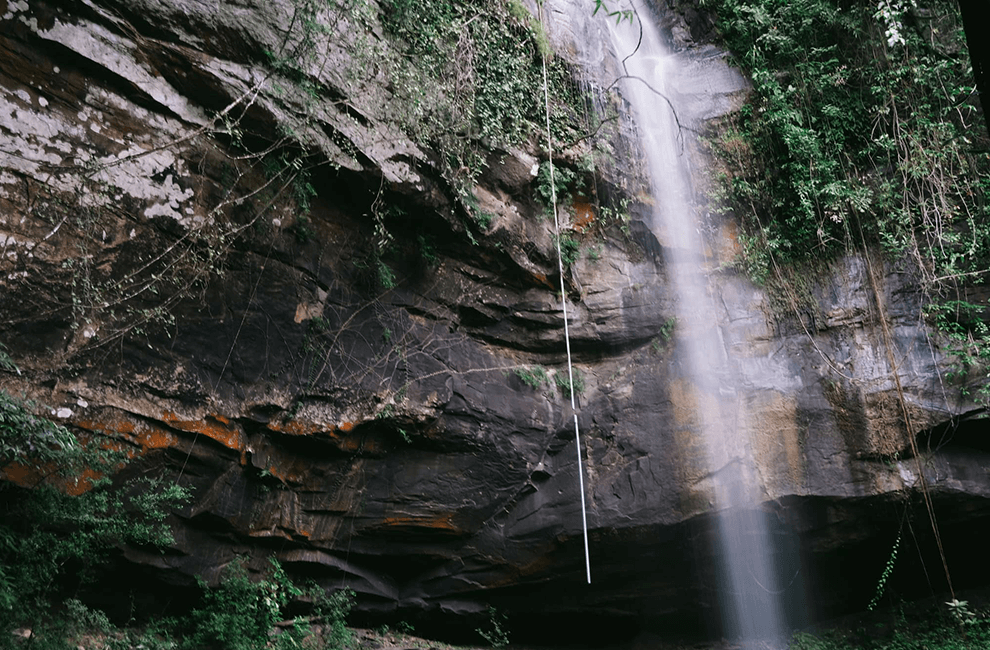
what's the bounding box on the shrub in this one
[703,0,989,283]
[536,163,581,211]
[787,609,990,650]
[0,389,190,646]
[182,558,352,650]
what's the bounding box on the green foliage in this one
[381,0,583,188]
[867,530,901,611]
[474,210,495,231]
[649,318,676,354]
[0,390,191,647]
[507,0,552,58]
[292,214,315,243]
[183,558,289,650]
[592,0,634,25]
[355,255,398,290]
[0,392,78,470]
[703,0,990,398]
[946,598,979,628]
[0,344,16,374]
[555,232,581,267]
[417,235,439,266]
[555,367,585,396]
[705,0,988,268]
[659,316,676,342]
[790,631,844,650]
[476,606,510,649]
[514,366,549,389]
[536,162,582,212]
[926,300,990,403]
[597,197,632,237]
[183,558,353,650]
[787,604,990,650]
[0,598,126,650]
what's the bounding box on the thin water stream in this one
[606,9,788,645]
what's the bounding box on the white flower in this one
[875,0,915,48]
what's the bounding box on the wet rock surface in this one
[1,0,988,642]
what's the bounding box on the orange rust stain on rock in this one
[76,416,136,435]
[338,437,364,452]
[162,411,243,450]
[529,272,552,289]
[64,468,102,496]
[1,463,101,496]
[572,201,596,232]
[0,420,171,497]
[1,463,41,487]
[267,419,323,436]
[337,421,356,432]
[381,513,459,531]
[262,462,307,485]
[716,219,742,261]
[133,429,176,450]
[75,416,176,452]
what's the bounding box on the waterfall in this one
[606,8,789,645]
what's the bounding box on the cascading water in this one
[606,8,788,645]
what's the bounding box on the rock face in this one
[1,0,988,642]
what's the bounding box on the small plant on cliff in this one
[476,606,510,649]
[560,232,581,267]
[514,365,549,389]
[659,316,676,342]
[535,163,582,215]
[926,299,990,405]
[597,197,632,237]
[866,529,901,611]
[554,368,585,396]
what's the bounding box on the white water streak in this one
[607,10,786,643]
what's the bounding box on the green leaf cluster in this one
[554,367,585,395]
[536,162,584,212]
[381,0,582,176]
[926,299,990,401]
[0,390,191,647]
[182,558,353,650]
[788,603,990,650]
[705,0,988,271]
[476,606,510,649]
[555,232,581,267]
[514,365,549,389]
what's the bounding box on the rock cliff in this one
[1,0,988,641]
